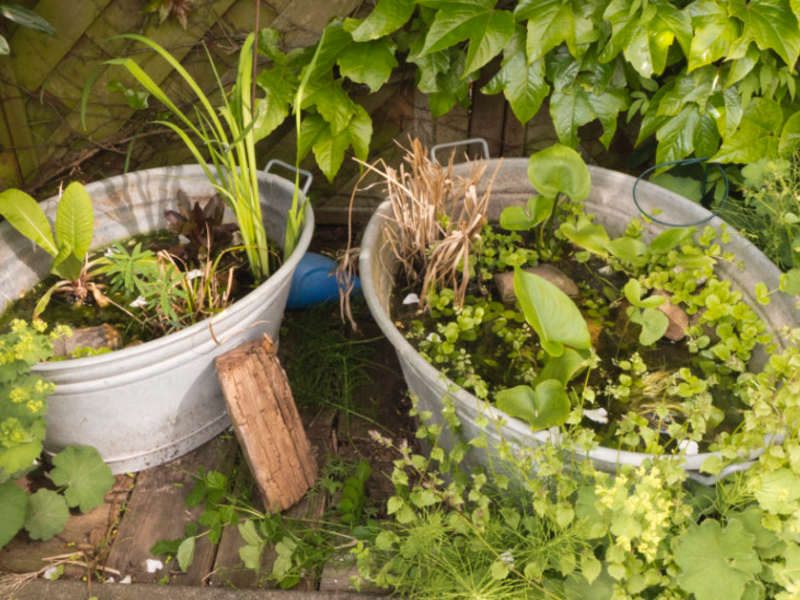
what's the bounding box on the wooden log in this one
[215,336,318,513]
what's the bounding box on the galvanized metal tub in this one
[360,158,795,481]
[0,164,313,474]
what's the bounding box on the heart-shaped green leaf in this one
[559,217,610,256]
[629,307,669,346]
[495,379,571,430]
[534,348,591,387]
[623,279,665,309]
[50,446,114,513]
[499,195,554,231]
[514,267,591,356]
[527,144,591,201]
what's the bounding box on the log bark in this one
[215,336,318,513]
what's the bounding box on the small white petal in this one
[425,333,440,342]
[403,293,419,305]
[106,577,115,583]
[178,234,190,245]
[185,269,203,281]
[145,559,163,573]
[584,407,608,424]
[120,575,132,584]
[104,247,116,257]
[678,440,699,455]
[129,296,147,308]
[500,550,514,565]
[43,567,59,580]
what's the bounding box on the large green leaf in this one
[297,21,353,89]
[779,110,800,157]
[515,0,575,62]
[351,0,415,42]
[24,489,69,541]
[418,0,514,76]
[482,26,549,123]
[0,189,57,256]
[728,0,800,67]
[54,182,93,263]
[301,105,372,182]
[755,468,800,514]
[674,519,761,600]
[254,64,297,141]
[337,37,398,93]
[301,77,356,135]
[533,349,590,387]
[688,0,743,71]
[514,266,591,357]
[656,104,701,164]
[711,97,783,163]
[527,145,591,201]
[50,446,114,513]
[0,481,27,548]
[495,380,571,430]
[602,0,691,77]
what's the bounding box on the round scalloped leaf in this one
[24,488,69,541]
[527,144,591,201]
[50,446,114,513]
[0,480,27,548]
[674,519,761,600]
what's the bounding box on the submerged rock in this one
[494,264,580,303]
[52,324,123,357]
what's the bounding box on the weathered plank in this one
[105,437,237,585]
[216,336,318,514]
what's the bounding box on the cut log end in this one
[215,335,318,513]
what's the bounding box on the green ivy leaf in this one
[299,105,372,182]
[495,379,571,430]
[418,0,514,76]
[351,0,415,42]
[779,110,800,157]
[301,77,356,135]
[483,25,549,123]
[337,38,398,93]
[674,519,761,600]
[688,0,743,71]
[515,0,575,62]
[0,481,27,548]
[49,446,114,513]
[24,489,69,541]
[711,97,783,163]
[514,266,591,356]
[728,0,800,68]
[254,65,296,140]
[656,104,701,165]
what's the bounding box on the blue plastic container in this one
[286,252,361,309]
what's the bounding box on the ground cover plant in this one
[0,320,114,550]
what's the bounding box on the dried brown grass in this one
[354,138,500,309]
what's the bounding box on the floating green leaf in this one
[495,379,570,430]
[0,481,27,548]
[50,446,114,513]
[674,519,761,600]
[514,267,591,356]
[24,489,70,541]
[527,144,591,201]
